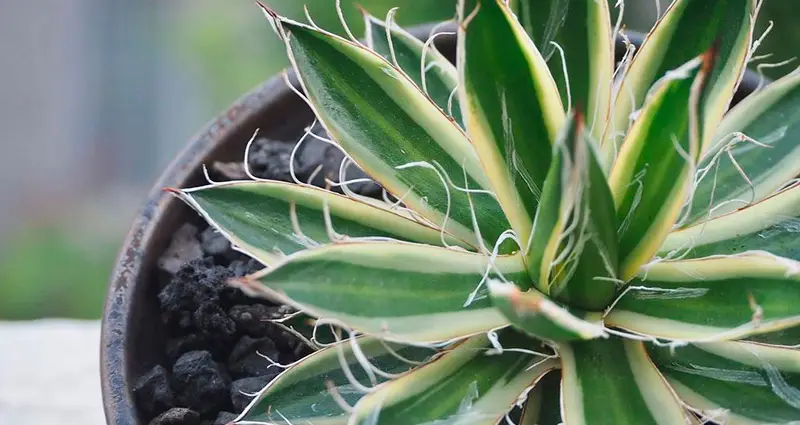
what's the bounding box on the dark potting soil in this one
[134,124,380,425]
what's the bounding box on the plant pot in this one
[100,24,764,425]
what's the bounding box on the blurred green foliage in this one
[0,226,117,320]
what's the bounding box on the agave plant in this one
[171,0,800,423]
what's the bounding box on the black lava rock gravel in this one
[135,123,379,423]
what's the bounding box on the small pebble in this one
[158,224,204,274]
[200,227,231,256]
[230,376,271,412]
[149,408,201,425]
[132,365,174,417]
[214,411,238,425]
[227,336,281,380]
[172,351,232,415]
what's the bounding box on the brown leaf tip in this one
[701,37,721,77]
[254,0,279,19]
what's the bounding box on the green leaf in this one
[457,0,566,244]
[526,111,619,310]
[648,341,800,424]
[608,0,755,157]
[172,181,473,266]
[685,72,800,224]
[606,253,800,341]
[363,11,462,126]
[267,11,512,251]
[558,339,689,425]
[608,53,708,280]
[747,326,800,348]
[513,0,614,142]
[660,182,800,261]
[519,370,562,425]
[488,280,605,342]
[350,331,557,425]
[237,242,531,343]
[236,336,434,424]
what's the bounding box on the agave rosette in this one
[172,0,800,423]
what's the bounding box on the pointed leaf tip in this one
[254,0,278,18]
[702,37,720,73]
[696,38,720,95]
[353,2,369,16]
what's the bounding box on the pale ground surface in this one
[0,320,105,425]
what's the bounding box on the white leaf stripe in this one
[607,310,800,343]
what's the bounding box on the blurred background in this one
[0,0,797,320]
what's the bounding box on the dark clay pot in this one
[100,24,763,425]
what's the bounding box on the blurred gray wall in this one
[0,0,203,240]
[0,1,96,236]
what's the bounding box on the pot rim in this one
[100,21,765,425]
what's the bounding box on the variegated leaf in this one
[608,52,708,280]
[236,336,434,424]
[489,280,606,342]
[458,0,565,244]
[686,72,800,223]
[606,253,800,341]
[236,242,531,343]
[608,0,755,158]
[648,341,800,424]
[171,181,473,266]
[660,182,800,261]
